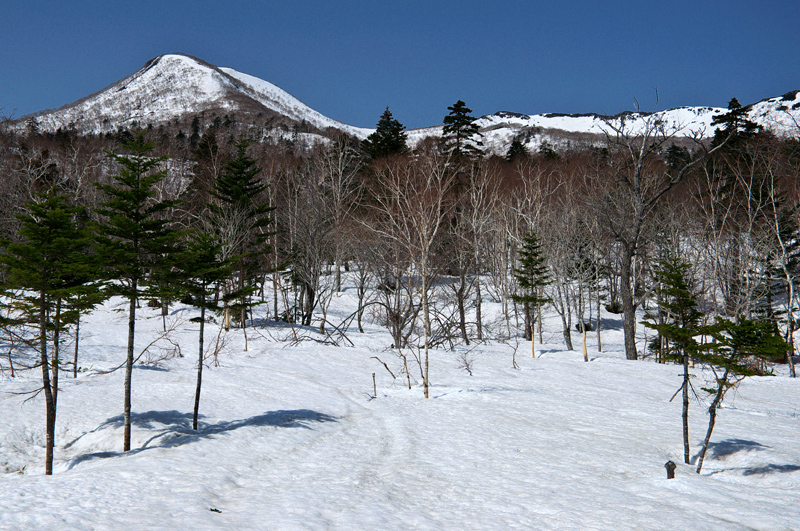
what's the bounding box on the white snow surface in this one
[2,283,800,530]
[23,53,800,155]
[219,67,372,139]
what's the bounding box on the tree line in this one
[0,97,797,474]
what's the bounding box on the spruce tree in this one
[94,131,182,452]
[443,100,483,158]
[361,107,408,160]
[512,232,551,347]
[0,192,95,474]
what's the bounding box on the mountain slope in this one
[27,54,371,139]
[20,53,800,154]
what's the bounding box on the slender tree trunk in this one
[457,274,469,345]
[422,273,431,399]
[582,328,588,362]
[40,293,55,475]
[621,248,638,360]
[596,281,602,352]
[682,351,690,464]
[73,314,80,378]
[124,283,137,452]
[52,299,61,410]
[475,279,483,341]
[696,369,729,474]
[193,305,205,431]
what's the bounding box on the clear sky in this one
[2,0,798,129]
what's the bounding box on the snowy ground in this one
[1,284,799,530]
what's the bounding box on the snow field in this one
[1,286,799,530]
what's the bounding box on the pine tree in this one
[512,232,551,347]
[94,131,182,452]
[0,191,95,474]
[443,100,483,158]
[361,107,408,160]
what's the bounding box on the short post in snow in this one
[665,460,677,479]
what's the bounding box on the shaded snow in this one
[1,280,799,530]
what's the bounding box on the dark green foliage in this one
[711,97,760,149]
[512,232,551,305]
[94,130,183,452]
[442,100,483,158]
[208,138,272,328]
[506,138,528,162]
[95,131,182,301]
[179,229,236,430]
[0,191,97,475]
[643,257,703,361]
[361,107,408,160]
[512,232,551,339]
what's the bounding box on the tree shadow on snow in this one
[703,438,769,459]
[66,409,337,470]
[693,438,800,477]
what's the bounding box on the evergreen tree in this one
[694,316,790,473]
[208,138,272,334]
[0,192,95,474]
[179,229,235,430]
[506,138,528,162]
[443,100,483,158]
[710,97,760,149]
[512,232,551,346]
[94,131,182,452]
[643,257,704,464]
[361,107,408,160]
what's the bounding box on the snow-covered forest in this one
[0,98,799,529]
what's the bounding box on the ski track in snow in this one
[1,291,799,530]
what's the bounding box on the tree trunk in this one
[682,352,690,464]
[193,305,205,431]
[40,293,55,475]
[52,298,61,411]
[696,369,729,474]
[73,314,80,378]
[620,248,638,360]
[422,273,431,399]
[456,274,469,345]
[124,285,136,452]
[475,279,483,341]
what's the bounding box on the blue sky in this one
[2,0,798,129]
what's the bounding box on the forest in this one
[0,97,798,477]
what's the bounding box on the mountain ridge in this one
[13,53,800,154]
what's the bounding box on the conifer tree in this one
[643,257,703,464]
[443,100,483,158]
[512,232,551,349]
[506,138,528,162]
[208,138,271,335]
[710,97,760,149]
[0,191,95,474]
[94,131,182,452]
[361,107,408,160]
[180,229,234,430]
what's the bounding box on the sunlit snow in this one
[1,278,798,530]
